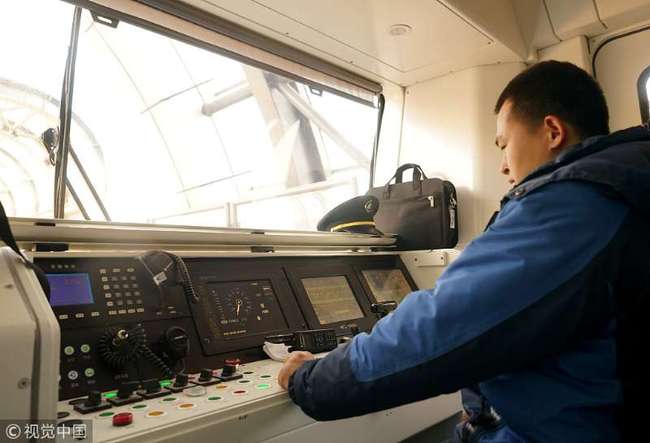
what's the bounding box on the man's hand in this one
[278,351,315,390]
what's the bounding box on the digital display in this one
[362,269,412,303]
[204,280,287,339]
[301,276,364,325]
[47,273,95,307]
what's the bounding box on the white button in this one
[67,370,78,381]
[127,309,135,314]
[118,309,127,314]
[127,267,135,273]
[105,293,112,299]
[101,277,108,282]
[75,313,85,319]
[99,269,107,274]
[58,314,69,320]
[84,368,95,377]
[108,310,117,315]
[106,301,114,307]
[136,308,145,313]
[64,346,75,356]
[91,312,100,317]
[103,285,110,290]
[80,344,91,353]
[113,268,121,273]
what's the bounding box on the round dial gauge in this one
[223,288,253,320]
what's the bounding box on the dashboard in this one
[36,254,416,400]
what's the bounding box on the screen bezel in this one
[187,259,306,356]
[353,257,417,306]
[286,263,375,335]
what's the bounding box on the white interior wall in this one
[592,28,650,130]
[538,36,591,72]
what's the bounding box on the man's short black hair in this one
[495,60,610,138]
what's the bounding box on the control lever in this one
[195,368,221,386]
[266,329,338,354]
[73,390,112,414]
[108,381,140,406]
[216,358,243,381]
[370,301,398,319]
[138,378,171,399]
[165,372,193,393]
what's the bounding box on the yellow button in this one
[178,403,196,410]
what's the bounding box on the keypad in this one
[100,267,144,316]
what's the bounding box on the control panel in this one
[35,254,416,402]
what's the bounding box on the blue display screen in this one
[46,273,95,307]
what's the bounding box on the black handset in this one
[136,250,200,310]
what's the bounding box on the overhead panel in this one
[595,0,650,30]
[179,0,519,86]
[545,0,606,40]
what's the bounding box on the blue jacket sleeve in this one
[288,181,629,421]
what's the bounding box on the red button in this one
[112,412,133,427]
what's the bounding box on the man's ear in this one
[542,115,567,151]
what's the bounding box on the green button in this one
[103,391,118,399]
[260,375,272,379]
[99,412,114,417]
[159,379,172,388]
[84,368,95,378]
[256,383,271,390]
[64,346,75,356]
[162,397,177,402]
[132,404,147,409]
[80,344,91,353]
[207,396,222,401]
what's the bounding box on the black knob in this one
[174,373,189,387]
[143,379,160,394]
[199,369,212,382]
[117,385,133,399]
[85,390,102,406]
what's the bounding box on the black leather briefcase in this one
[368,163,458,250]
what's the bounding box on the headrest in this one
[317,195,383,235]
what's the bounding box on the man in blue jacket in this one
[278,61,650,442]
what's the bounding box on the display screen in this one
[204,280,288,339]
[362,269,412,303]
[47,273,95,307]
[301,276,364,325]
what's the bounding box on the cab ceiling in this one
[176,0,650,88]
[177,0,524,87]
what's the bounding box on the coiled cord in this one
[98,325,173,378]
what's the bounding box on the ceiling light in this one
[388,24,412,36]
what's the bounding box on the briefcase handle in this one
[383,163,428,198]
[390,163,428,184]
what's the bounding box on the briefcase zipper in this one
[449,194,457,230]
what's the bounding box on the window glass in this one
[0,1,74,217]
[66,12,378,230]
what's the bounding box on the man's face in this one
[495,100,562,186]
